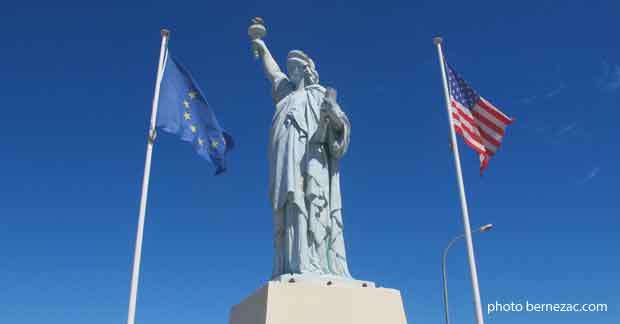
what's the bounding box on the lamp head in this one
[479,224,494,232]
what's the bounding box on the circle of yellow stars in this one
[184,89,220,150]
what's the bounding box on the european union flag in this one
[156,53,233,174]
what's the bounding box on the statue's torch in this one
[248,17,267,59]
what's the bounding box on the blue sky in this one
[1,1,618,323]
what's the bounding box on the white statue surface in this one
[251,20,354,280]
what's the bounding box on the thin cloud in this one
[578,167,600,184]
[556,122,577,136]
[544,84,565,98]
[519,84,565,104]
[519,94,538,104]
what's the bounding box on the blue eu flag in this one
[156,53,233,174]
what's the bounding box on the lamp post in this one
[442,224,494,324]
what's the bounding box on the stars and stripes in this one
[446,64,513,174]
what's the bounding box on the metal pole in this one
[442,233,464,324]
[127,28,170,324]
[442,224,493,324]
[433,36,485,324]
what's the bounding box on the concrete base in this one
[229,281,408,324]
[271,273,376,288]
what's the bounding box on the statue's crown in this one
[287,50,315,70]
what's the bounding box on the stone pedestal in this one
[229,281,408,324]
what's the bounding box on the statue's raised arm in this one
[249,18,297,104]
[252,39,285,87]
[248,18,286,96]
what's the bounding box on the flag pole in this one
[127,28,170,324]
[433,36,485,324]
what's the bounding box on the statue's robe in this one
[268,74,352,278]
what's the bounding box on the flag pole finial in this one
[433,36,443,45]
[161,29,171,37]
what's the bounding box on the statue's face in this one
[287,59,306,85]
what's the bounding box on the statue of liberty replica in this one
[250,18,353,280]
[230,18,407,324]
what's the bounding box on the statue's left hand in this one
[321,89,337,114]
[322,95,340,122]
[319,106,330,126]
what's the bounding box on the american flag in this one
[446,64,513,174]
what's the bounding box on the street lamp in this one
[442,224,494,324]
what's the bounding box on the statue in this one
[250,18,353,279]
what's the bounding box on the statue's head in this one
[287,50,319,86]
